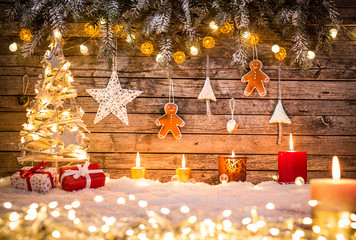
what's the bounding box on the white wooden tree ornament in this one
[269,68,291,144]
[198,55,216,117]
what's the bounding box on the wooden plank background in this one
[0,1,355,184]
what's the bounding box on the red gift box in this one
[59,162,105,191]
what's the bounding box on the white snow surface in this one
[0,177,311,224]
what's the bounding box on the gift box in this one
[10,161,57,194]
[60,161,105,191]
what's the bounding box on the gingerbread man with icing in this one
[156,103,185,139]
[241,59,269,96]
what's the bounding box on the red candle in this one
[278,134,307,184]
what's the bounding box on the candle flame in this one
[332,156,340,180]
[289,133,294,151]
[182,154,186,168]
[136,152,140,168]
[231,150,235,157]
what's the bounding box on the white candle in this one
[310,156,356,212]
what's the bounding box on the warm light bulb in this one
[289,133,294,151]
[80,44,88,54]
[231,150,235,157]
[9,42,18,52]
[126,34,135,43]
[182,154,186,168]
[307,50,315,59]
[100,18,106,25]
[330,28,338,38]
[209,21,218,30]
[271,45,280,53]
[136,152,140,168]
[190,46,198,55]
[156,53,163,63]
[68,76,74,82]
[63,62,71,70]
[332,156,341,180]
[53,30,61,39]
[242,31,250,40]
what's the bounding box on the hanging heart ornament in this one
[227,119,238,133]
[226,98,238,133]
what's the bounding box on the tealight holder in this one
[218,155,247,182]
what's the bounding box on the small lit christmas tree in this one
[17,30,90,167]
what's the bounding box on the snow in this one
[0,177,311,224]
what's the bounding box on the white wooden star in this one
[60,126,79,148]
[86,71,142,125]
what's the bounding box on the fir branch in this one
[159,36,173,67]
[232,38,248,71]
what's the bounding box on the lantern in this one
[174,51,186,64]
[274,47,287,61]
[84,23,100,37]
[220,22,233,34]
[247,33,259,45]
[140,42,154,55]
[202,36,215,49]
[20,29,32,43]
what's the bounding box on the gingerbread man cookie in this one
[241,60,270,96]
[156,103,185,139]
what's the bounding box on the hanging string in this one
[278,67,281,100]
[229,98,235,119]
[22,75,29,95]
[254,45,258,60]
[252,46,255,60]
[206,55,210,78]
[165,67,174,103]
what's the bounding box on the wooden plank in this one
[1,112,355,136]
[0,96,355,116]
[92,169,356,184]
[1,152,355,171]
[1,132,356,155]
[1,36,356,59]
[1,75,356,100]
[0,54,356,80]
[0,167,355,184]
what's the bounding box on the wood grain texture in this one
[1,75,356,100]
[0,3,355,183]
[1,132,356,155]
[1,96,355,116]
[0,112,355,136]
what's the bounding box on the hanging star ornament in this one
[86,70,142,125]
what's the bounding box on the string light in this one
[242,31,250,40]
[156,53,163,63]
[271,45,280,53]
[190,46,199,55]
[80,44,88,54]
[126,34,135,43]
[307,50,315,59]
[9,42,18,52]
[209,21,218,30]
[53,29,61,39]
[330,28,338,38]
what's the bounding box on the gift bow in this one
[20,161,49,179]
[73,161,90,179]
[60,161,103,189]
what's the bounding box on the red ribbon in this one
[19,161,54,192]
